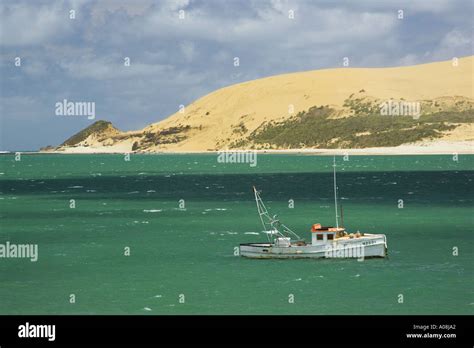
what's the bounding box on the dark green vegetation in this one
[232,121,248,134]
[343,95,380,115]
[140,125,191,146]
[230,106,473,149]
[61,120,118,146]
[60,121,193,150]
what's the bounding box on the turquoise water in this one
[0,154,472,314]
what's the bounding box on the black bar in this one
[0,315,471,346]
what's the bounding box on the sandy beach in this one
[40,139,473,155]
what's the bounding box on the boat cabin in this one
[311,223,344,245]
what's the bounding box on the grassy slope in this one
[61,121,118,146]
[238,107,474,149]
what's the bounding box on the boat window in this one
[316,234,323,240]
[327,234,334,240]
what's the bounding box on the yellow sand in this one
[141,56,473,151]
[56,56,473,154]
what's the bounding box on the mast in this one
[254,186,268,236]
[340,204,344,227]
[253,186,301,242]
[333,156,339,229]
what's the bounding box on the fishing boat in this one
[239,158,387,259]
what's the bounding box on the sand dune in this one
[137,56,472,151]
[55,56,474,154]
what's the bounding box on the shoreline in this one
[6,141,474,156]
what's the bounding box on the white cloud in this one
[397,54,420,66]
[0,2,72,46]
[58,55,173,80]
[179,41,196,62]
[0,95,43,120]
[432,29,473,60]
[90,0,154,22]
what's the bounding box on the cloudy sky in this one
[0,0,472,150]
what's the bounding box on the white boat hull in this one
[240,234,387,259]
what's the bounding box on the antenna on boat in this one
[253,186,265,233]
[340,204,344,228]
[333,156,339,229]
[253,186,301,242]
